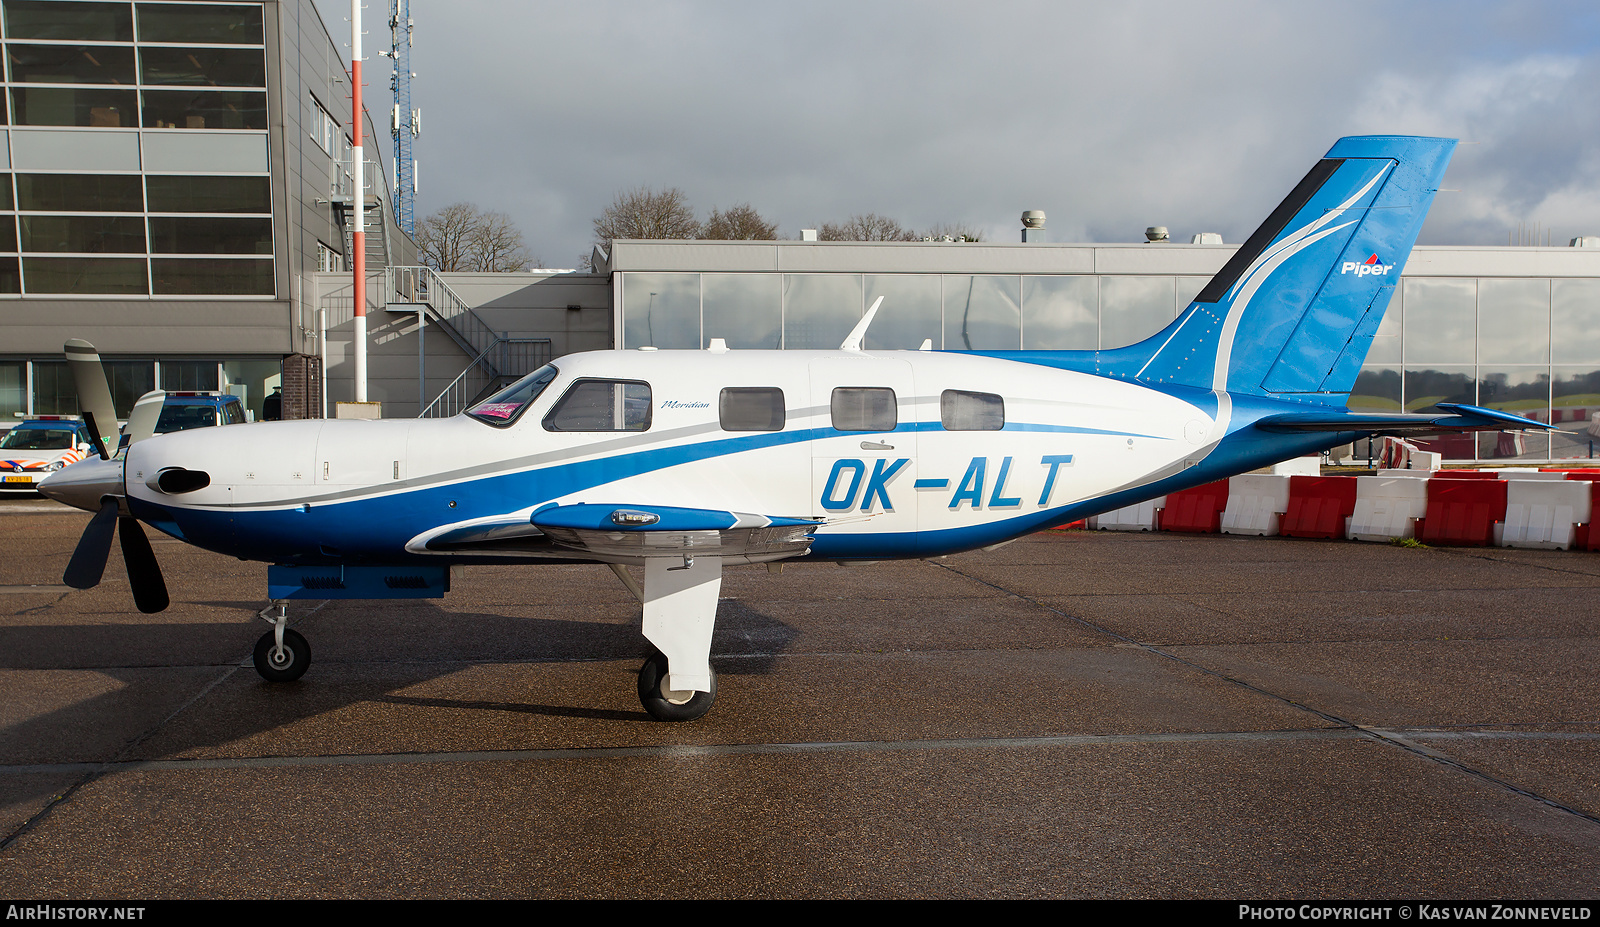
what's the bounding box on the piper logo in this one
[1341,254,1391,276]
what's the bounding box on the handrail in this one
[419,337,552,418]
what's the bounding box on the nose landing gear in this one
[252,601,311,682]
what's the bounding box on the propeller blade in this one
[123,389,166,447]
[119,517,169,614]
[63,498,119,589]
[64,339,119,459]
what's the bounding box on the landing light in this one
[610,510,660,527]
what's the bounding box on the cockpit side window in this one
[543,379,652,432]
[467,364,559,427]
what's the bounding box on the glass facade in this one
[0,356,279,421]
[621,268,1600,461]
[0,1,272,297]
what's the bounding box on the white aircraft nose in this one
[39,455,124,512]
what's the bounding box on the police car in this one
[152,392,248,433]
[0,416,95,492]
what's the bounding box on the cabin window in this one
[940,390,1004,431]
[830,387,896,432]
[719,387,785,432]
[467,364,558,427]
[544,379,652,432]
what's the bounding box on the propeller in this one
[47,340,172,614]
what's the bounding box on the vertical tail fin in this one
[1113,136,1456,397]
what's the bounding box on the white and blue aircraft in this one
[40,136,1549,721]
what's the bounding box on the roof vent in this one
[1571,236,1600,248]
[1191,232,1223,244]
[1145,226,1169,243]
[1021,210,1046,243]
[800,229,818,242]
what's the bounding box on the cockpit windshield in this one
[466,364,559,427]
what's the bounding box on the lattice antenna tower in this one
[384,0,419,235]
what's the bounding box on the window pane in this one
[1477,367,1549,460]
[20,215,144,252]
[863,274,940,350]
[148,216,270,254]
[23,256,146,294]
[0,220,15,252]
[138,46,265,86]
[29,361,77,415]
[135,3,263,44]
[1405,366,1479,463]
[160,360,218,391]
[11,86,136,126]
[702,273,779,349]
[17,173,142,211]
[1022,275,1096,350]
[6,44,136,84]
[145,174,269,213]
[784,274,861,350]
[1099,276,1176,348]
[944,275,1020,350]
[141,89,266,129]
[1403,278,1475,364]
[1478,278,1549,364]
[0,361,24,419]
[831,387,896,432]
[719,387,784,432]
[543,380,651,432]
[104,359,153,417]
[0,257,19,293]
[1552,279,1600,364]
[1347,366,1401,412]
[5,1,133,42]
[940,390,1004,430]
[1553,366,1600,459]
[150,258,272,295]
[621,273,697,349]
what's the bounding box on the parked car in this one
[152,392,248,434]
[0,416,96,492]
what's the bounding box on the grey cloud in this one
[326,0,1600,261]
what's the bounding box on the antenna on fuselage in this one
[840,296,885,351]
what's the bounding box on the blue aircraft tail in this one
[988,136,1456,399]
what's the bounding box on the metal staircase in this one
[384,266,550,417]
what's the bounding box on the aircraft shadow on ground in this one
[0,595,798,799]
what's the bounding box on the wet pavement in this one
[1,496,1597,898]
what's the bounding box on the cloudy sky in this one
[321,0,1600,267]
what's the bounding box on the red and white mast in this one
[350,0,368,402]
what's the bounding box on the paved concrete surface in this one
[1,495,1597,898]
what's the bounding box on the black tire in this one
[637,649,716,722]
[253,628,311,682]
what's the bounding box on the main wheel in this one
[253,628,311,682]
[637,649,716,722]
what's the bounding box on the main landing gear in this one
[252,601,311,682]
[611,556,724,722]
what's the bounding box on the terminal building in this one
[3,1,1599,466]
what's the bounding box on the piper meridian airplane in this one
[40,136,1551,721]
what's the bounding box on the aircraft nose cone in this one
[39,455,124,512]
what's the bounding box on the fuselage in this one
[113,349,1340,565]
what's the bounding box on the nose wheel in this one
[252,602,311,682]
[637,649,716,722]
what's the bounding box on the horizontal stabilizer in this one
[1255,402,1557,436]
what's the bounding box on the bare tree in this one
[698,202,778,241]
[593,186,700,253]
[416,202,539,271]
[819,213,917,242]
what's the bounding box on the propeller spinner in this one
[40,340,172,614]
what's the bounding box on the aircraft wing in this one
[1254,402,1558,436]
[529,503,820,562]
